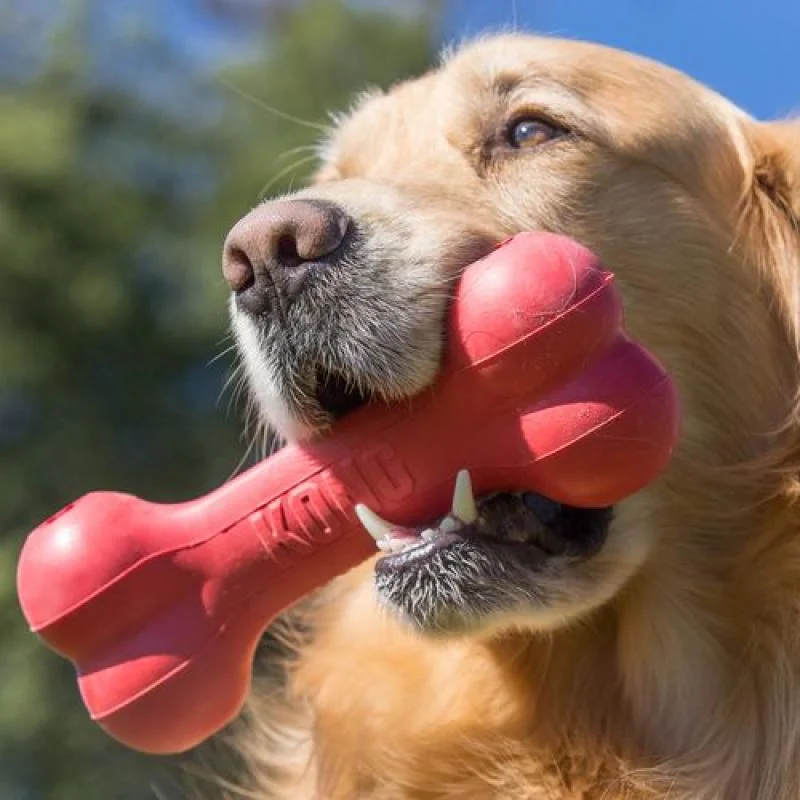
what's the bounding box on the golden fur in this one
[224,34,800,799]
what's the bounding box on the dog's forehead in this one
[317,72,469,180]
[441,34,618,92]
[316,33,752,188]
[440,34,714,116]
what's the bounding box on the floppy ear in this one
[741,121,800,326]
[744,121,800,484]
[752,120,800,227]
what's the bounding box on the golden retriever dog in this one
[219,32,800,799]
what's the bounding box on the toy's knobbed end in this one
[85,647,253,755]
[17,492,140,635]
[448,233,620,401]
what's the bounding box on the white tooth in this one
[421,528,437,541]
[451,470,477,524]
[355,504,395,545]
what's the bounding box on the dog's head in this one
[224,34,800,639]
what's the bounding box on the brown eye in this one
[507,117,563,149]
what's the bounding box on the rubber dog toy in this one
[16,232,679,755]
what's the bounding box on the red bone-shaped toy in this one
[16,233,679,755]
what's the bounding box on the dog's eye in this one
[507,117,564,149]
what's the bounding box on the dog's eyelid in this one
[501,79,591,129]
[487,74,582,120]
[507,110,570,135]
[492,110,573,155]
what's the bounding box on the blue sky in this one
[39,0,797,122]
[442,0,800,120]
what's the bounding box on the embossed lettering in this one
[249,443,417,558]
[335,456,380,507]
[332,444,415,509]
[371,443,415,501]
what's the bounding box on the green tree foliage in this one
[0,1,437,796]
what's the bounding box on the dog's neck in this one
[610,489,800,798]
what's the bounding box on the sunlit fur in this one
[226,33,800,799]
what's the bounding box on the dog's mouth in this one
[307,377,613,633]
[313,367,373,420]
[355,471,612,632]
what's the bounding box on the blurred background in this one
[1,1,797,797]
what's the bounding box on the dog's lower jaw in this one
[372,493,613,636]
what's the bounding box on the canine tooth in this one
[421,528,438,542]
[451,470,477,524]
[355,504,394,545]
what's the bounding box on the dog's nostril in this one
[223,246,256,293]
[276,233,301,263]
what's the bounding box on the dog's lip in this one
[313,368,372,419]
[368,489,562,571]
[373,530,465,572]
[373,522,550,575]
[368,491,613,581]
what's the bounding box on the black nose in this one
[222,199,350,315]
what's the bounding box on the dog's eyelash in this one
[505,116,569,149]
[475,115,574,175]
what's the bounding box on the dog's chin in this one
[372,494,613,637]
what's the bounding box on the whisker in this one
[227,413,261,481]
[219,77,329,133]
[207,341,239,368]
[258,154,318,200]
[219,359,244,401]
[225,380,245,419]
[275,144,320,164]
[224,369,250,417]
